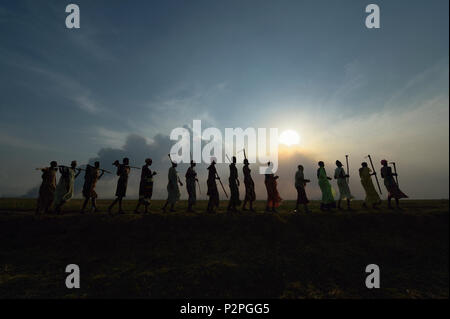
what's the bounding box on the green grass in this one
[0,198,448,298]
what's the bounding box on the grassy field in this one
[0,198,448,299]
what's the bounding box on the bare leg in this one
[207,199,215,213]
[91,198,99,212]
[44,202,51,214]
[58,200,67,214]
[304,204,310,213]
[134,201,141,214]
[118,198,125,213]
[108,198,119,214]
[81,198,89,213]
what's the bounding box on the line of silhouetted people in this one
[35,155,408,215]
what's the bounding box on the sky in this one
[0,0,448,200]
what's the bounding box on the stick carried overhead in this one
[81,164,112,174]
[112,160,140,169]
[366,155,382,194]
[167,153,174,164]
[237,148,247,160]
[58,165,83,170]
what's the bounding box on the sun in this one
[279,130,300,146]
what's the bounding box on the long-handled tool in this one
[112,161,140,170]
[215,171,228,198]
[345,154,350,183]
[82,164,112,174]
[189,151,201,194]
[57,165,85,171]
[237,148,248,161]
[366,155,382,194]
[389,161,399,186]
[168,153,174,164]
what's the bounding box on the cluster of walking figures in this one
[34,154,408,215]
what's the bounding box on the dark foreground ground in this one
[0,199,448,298]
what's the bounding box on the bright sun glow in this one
[279,130,300,146]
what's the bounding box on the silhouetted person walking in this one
[108,158,131,215]
[185,160,197,212]
[264,162,282,213]
[162,161,182,212]
[294,165,310,213]
[334,160,353,210]
[242,158,255,212]
[206,159,220,213]
[380,159,408,209]
[35,161,58,215]
[359,162,381,209]
[54,161,81,214]
[81,161,105,213]
[317,161,335,211]
[134,158,157,214]
[227,156,241,212]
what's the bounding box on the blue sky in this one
[0,0,448,199]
